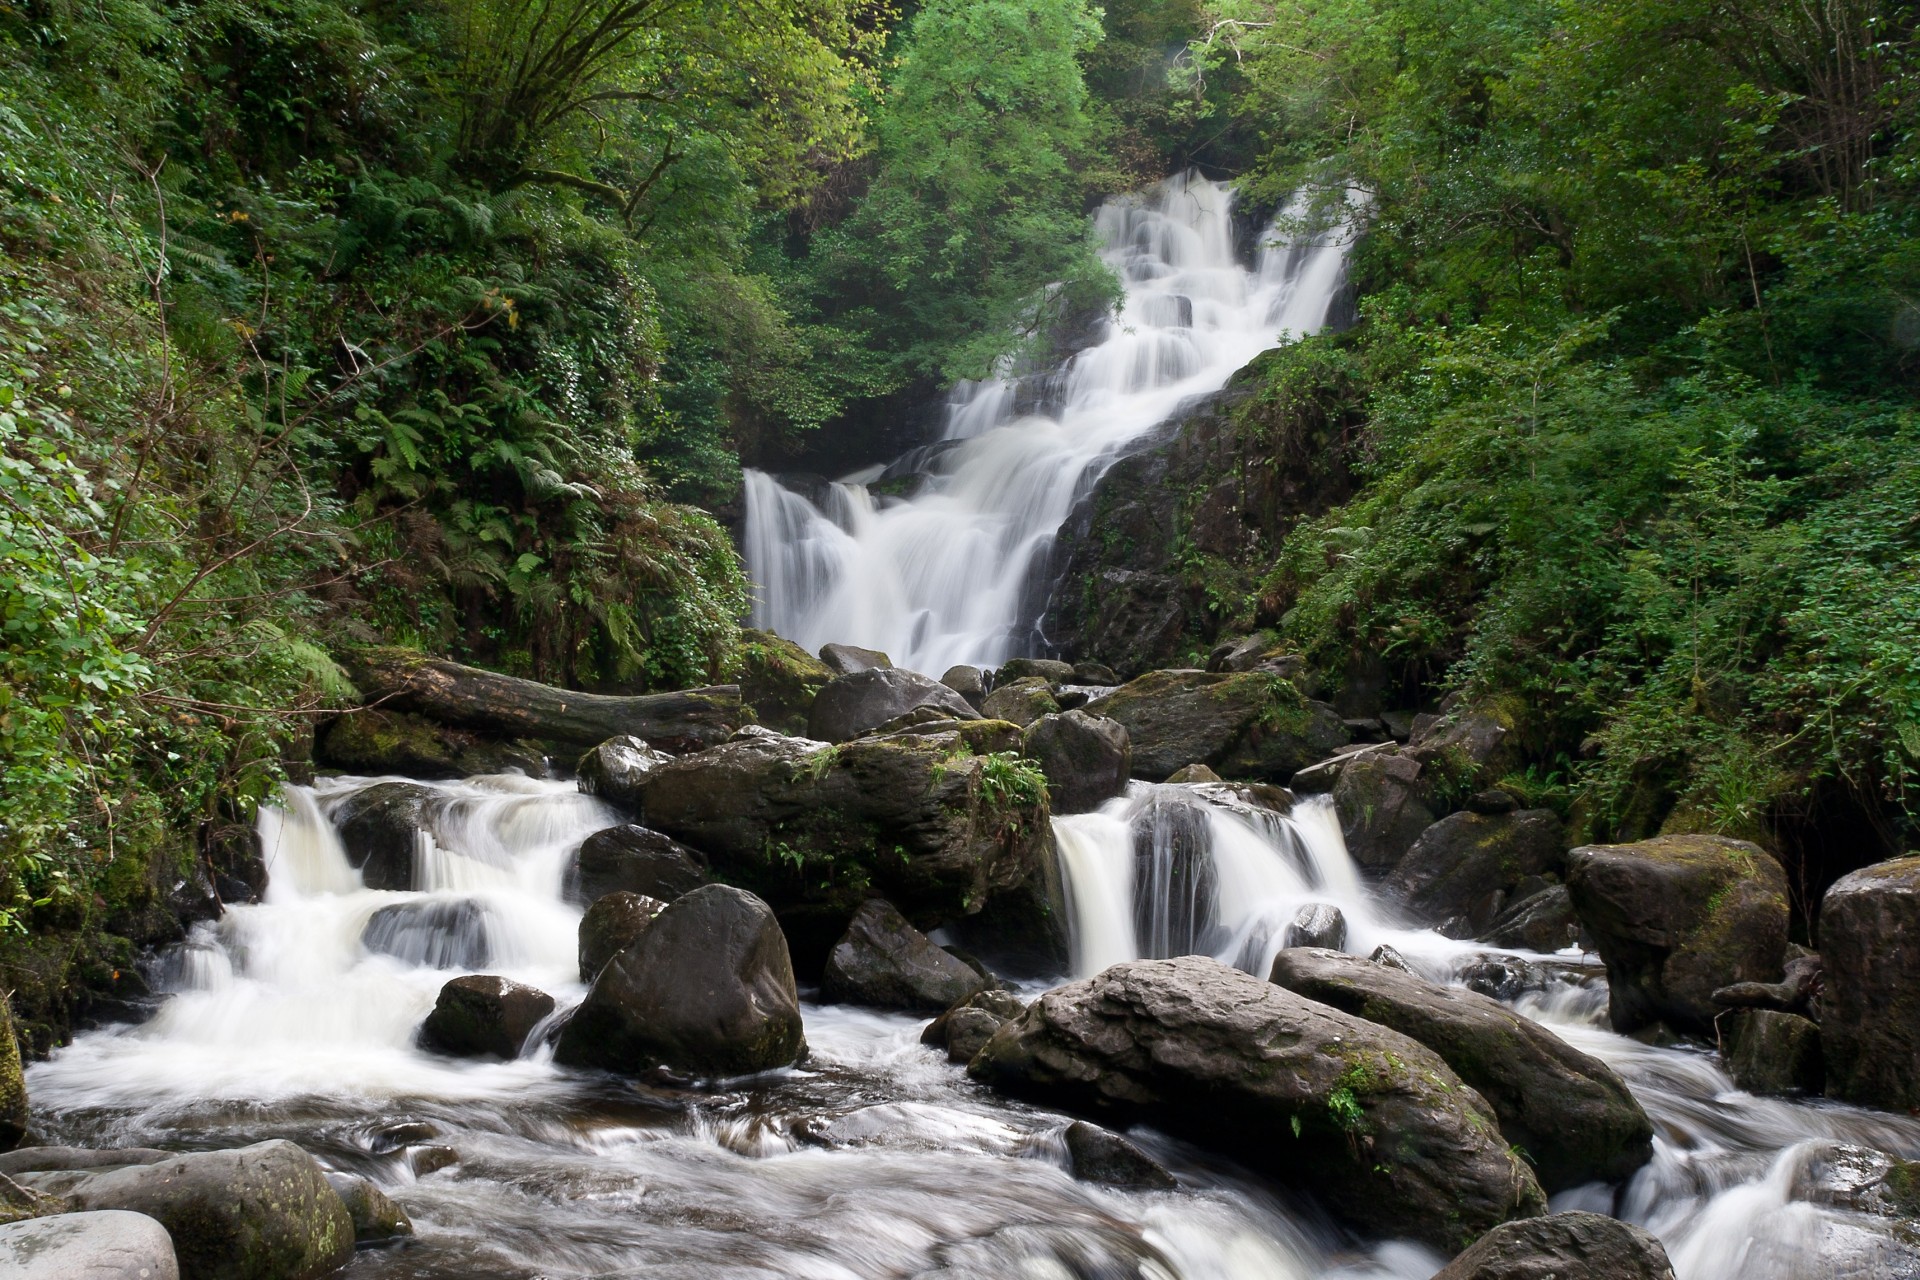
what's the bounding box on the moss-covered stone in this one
[315,708,549,779]
[1819,855,1920,1111]
[729,629,834,736]
[0,1004,25,1152]
[1096,669,1347,782]
[980,676,1060,727]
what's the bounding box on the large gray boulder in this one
[807,668,978,742]
[1385,809,1565,933]
[1331,751,1434,871]
[1566,835,1789,1037]
[63,1141,353,1280]
[574,735,673,810]
[1094,670,1348,782]
[1482,885,1579,952]
[554,885,804,1078]
[1819,855,1920,1111]
[1434,1212,1675,1280]
[0,1210,181,1280]
[1022,712,1130,814]
[419,974,555,1060]
[968,956,1544,1253]
[821,899,989,1012]
[1269,948,1653,1191]
[329,781,436,891]
[570,825,709,905]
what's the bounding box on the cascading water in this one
[742,174,1360,674]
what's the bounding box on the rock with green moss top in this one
[632,727,1053,968]
[315,708,548,780]
[969,955,1545,1254]
[1095,669,1347,783]
[1790,1141,1920,1218]
[1565,834,1789,1037]
[1022,711,1130,814]
[1819,855,1920,1111]
[996,658,1075,684]
[1270,948,1652,1192]
[980,676,1060,727]
[1385,809,1565,933]
[0,1004,26,1153]
[731,630,834,735]
[1404,701,1524,801]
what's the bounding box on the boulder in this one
[1096,670,1348,783]
[821,900,989,1013]
[64,1140,353,1280]
[1716,1008,1822,1095]
[1062,1122,1175,1190]
[570,825,709,905]
[315,708,546,780]
[921,989,1028,1064]
[0,1210,181,1280]
[574,735,673,810]
[1405,703,1522,794]
[1164,763,1223,784]
[807,668,980,743]
[731,630,833,735]
[1206,635,1270,673]
[819,643,892,675]
[1481,885,1579,952]
[1386,809,1565,933]
[578,893,667,982]
[1433,1212,1676,1280]
[980,677,1060,728]
[1789,1141,1920,1218]
[419,974,556,1060]
[1022,712,1131,814]
[1331,751,1434,871]
[362,899,493,969]
[329,781,435,891]
[1281,903,1347,951]
[940,665,987,709]
[1071,663,1119,686]
[969,956,1545,1253]
[631,727,1052,966]
[0,1003,26,1152]
[1819,856,1920,1111]
[1269,948,1653,1192]
[321,1174,411,1245]
[554,885,805,1078]
[1566,834,1789,1037]
[997,658,1076,684]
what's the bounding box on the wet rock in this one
[1370,944,1412,971]
[419,974,556,1060]
[1716,1008,1822,1095]
[1819,855,1920,1111]
[1434,1211,1675,1280]
[1164,763,1222,784]
[330,781,436,891]
[732,630,833,736]
[1096,670,1348,783]
[362,899,493,969]
[921,989,1027,1062]
[554,885,805,1078]
[822,900,989,1013]
[1062,1122,1175,1190]
[819,643,892,675]
[1281,903,1347,951]
[578,892,668,982]
[1022,712,1130,814]
[1329,751,1434,872]
[1379,710,1417,742]
[0,1172,65,1225]
[980,676,1061,728]
[407,1147,457,1177]
[1386,809,1565,931]
[574,735,673,810]
[970,955,1545,1253]
[1481,885,1579,952]
[64,1140,353,1280]
[367,1122,437,1154]
[1789,1141,1920,1218]
[631,727,1052,967]
[321,1173,412,1245]
[0,1210,181,1280]
[1711,947,1822,1015]
[0,1003,26,1153]
[571,824,709,905]
[997,658,1076,684]
[0,1150,171,1177]
[940,665,987,710]
[1071,663,1119,687]
[1270,947,1653,1192]
[1566,834,1789,1037]
[315,708,548,781]
[808,668,980,742]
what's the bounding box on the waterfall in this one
[742,174,1361,674]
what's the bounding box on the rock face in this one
[1268,948,1653,1192]
[807,668,981,742]
[1433,1212,1676,1280]
[571,825,709,904]
[329,781,434,891]
[980,677,1060,727]
[419,974,556,1059]
[969,956,1545,1253]
[632,727,1052,964]
[578,892,667,982]
[574,735,673,810]
[0,1210,181,1280]
[1095,670,1347,783]
[1566,835,1789,1037]
[1717,1008,1823,1095]
[554,885,805,1078]
[315,708,545,780]
[1022,712,1131,814]
[819,643,892,675]
[1331,751,1434,871]
[821,900,990,1012]
[732,630,834,735]
[0,1003,26,1153]
[64,1140,353,1280]
[1818,855,1920,1110]
[1385,809,1565,934]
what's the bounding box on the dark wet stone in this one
[1063,1122,1176,1190]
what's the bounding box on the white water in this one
[742,174,1360,674]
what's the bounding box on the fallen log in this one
[345,648,741,753]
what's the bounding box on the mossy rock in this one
[1096,669,1347,782]
[0,1003,25,1151]
[730,629,833,736]
[1819,855,1920,1111]
[315,708,548,779]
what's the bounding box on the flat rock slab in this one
[0,1210,180,1280]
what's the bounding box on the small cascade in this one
[742,174,1362,674]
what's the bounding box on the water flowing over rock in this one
[807,668,981,742]
[969,955,1546,1253]
[0,1210,182,1280]
[1061,1122,1175,1191]
[419,974,556,1060]
[821,899,989,1012]
[1434,1212,1676,1280]
[1094,669,1348,782]
[1818,855,1920,1111]
[1269,947,1653,1191]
